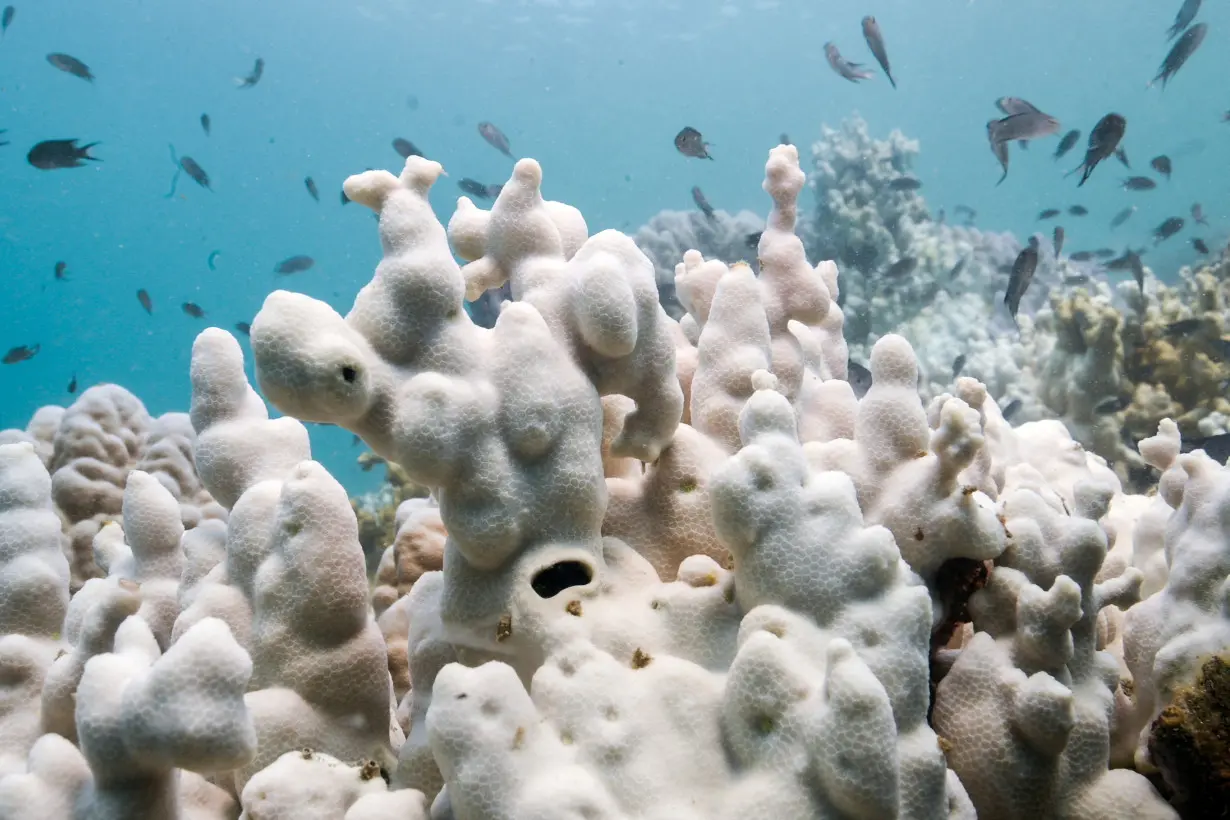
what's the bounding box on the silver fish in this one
[824,42,874,83]
[987,121,1010,185]
[1004,241,1039,322]
[988,111,1061,143]
[861,16,896,88]
[1167,0,1201,40]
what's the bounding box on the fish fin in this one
[887,73,897,89]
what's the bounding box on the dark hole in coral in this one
[531,560,593,598]
[342,365,358,383]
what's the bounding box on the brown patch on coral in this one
[631,648,653,669]
[496,614,513,643]
[928,558,992,719]
[1147,654,1230,818]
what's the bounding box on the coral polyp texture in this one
[0,137,1225,819]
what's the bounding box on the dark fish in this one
[691,186,715,220]
[1053,226,1065,256]
[1037,208,1061,220]
[207,250,220,270]
[674,126,712,159]
[180,156,211,190]
[1111,206,1137,228]
[1,6,12,37]
[340,188,350,206]
[1069,251,1096,261]
[1094,395,1130,414]
[951,354,967,380]
[884,256,918,278]
[0,129,7,147]
[1054,129,1080,159]
[954,205,976,221]
[406,95,419,110]
[1192,237,1210,255]
[2,344,38,365]
[1001,398,1023,422]
[1063,273,1091,286]
[1115,147,1131,168]
[1096,248,1120,258]
[486,183,504,199]
[1128,252,1146,293]
[182,302,205,319]
[1153,217,1185,244]
[1004,242,1039,322]
[200,113,211,136]
[987,122,1010,185]
[889,177,922,191]
[824,42,874,82]
[847,360,873,399]
[54,261,68,281]
[1121,176,1157,191]
[1068,205,1088,216]
[1182,432,1230,464]
[779,133,792,146]
[1191,203,1209,225]
[351,434,362,446]
[235,322,251,336]
[988,110,1061,143]
[1164,318,1202,337]
[305,176,319,202]
[948,257,968,279]
[1151,23,1206,89]
[1150,156,1172,179]
[274,255,315,275]
[458,178,494,199]
[1073,113,1126,187]
[392,138,422,159]
[861,16,896,88]
[1168,0,1202,39]
[46,53,93,82]
[67,373,77,394]
[1106,250,1141,270]
[745,231,763,250]
[236,57,263,88]
[27,139,100,170]
[137,289,152,315]
[477,121,513,158]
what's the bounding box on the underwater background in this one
[1,0,1225,492]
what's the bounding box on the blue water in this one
[1,0,1225,492]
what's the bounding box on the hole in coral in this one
[342,365,358,383]
[531,560,593,598]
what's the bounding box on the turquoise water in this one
[1,0,1225,491]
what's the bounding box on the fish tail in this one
[78,141,101,160]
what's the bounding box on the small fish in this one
[861,16,896,88]
[1191,203,1209,225]
[137,289,153,314]
[27,139,100,170]
[1115,146,1131,168]
[207,250,221,270]
[182,302,205,319]
[779,133,792,146]
[951,353,967,380]
[274,255,315,275]
[1192,237,1210,254]
[1121,176,1157,191]
[1094,395,1130,414]
[2,344,38,364]
[1053,226,1065,256]
[236,57,263,88]
[67,373,77,394]
[46,53,93,81]
[305,176,319,202]
[477,121,513,158]
[1129,252,1146,293]
[884,256,918,278]
[824,42,874,82]
[392,138,422,159]
[1111,206,1137,229]
[1004,241,1039,323]
[1096,248,1119,258]
[1,6,12,38]
[1068,205,1088,217]
[458,178,494,199]
[1001,398,1022,422]
[0,129,7,147]
[1069,251,1096,261]
[1164,318,1202,337]
[847,360,873,399]
[1151,23,1207,89]
[1054,129,1080,159]
[1106,250,1140,269]
[691,186,715,220]
[1168,0,1202,40]
[954,205,977,222]
[948,257,968,279]
[1073,113,1126,187]
[1063,273,1091,286]
[1038,208,1061,220]
[745,231,763,250]
[235,321,251,336]
[200,113,211,136]
[1150,156,1172,180]
[1153,217,1185,244]
[987,122,1010,185]
[54,261,68,281]
[889,177,922,191]
[406,95,419,110]
[180,156,211,190]
[674,126,713,159]
[988,110,1061,144]
[340,188,350,206]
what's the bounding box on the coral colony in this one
[0,141,1226,819]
